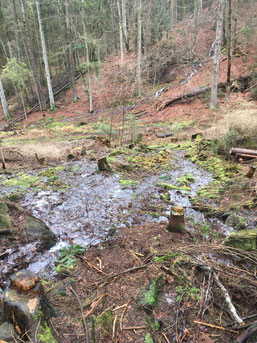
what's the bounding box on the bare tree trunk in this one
[170,0,177,28]
[210,0,226,109]
[82,1,93,112]
[36,0,55,111]
[0,79,10,120]
[227,0,232,86]
[65,0,78,103]
[116,0,124,64]
[20,0,46,111]
[121,0,129,51]
[194,0,202,39]
[136,0,142,97]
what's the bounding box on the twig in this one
[97,262,152,284]
[84,293,108,319]
[122,326,147,330]
[120,299,131,331]
[193,321,238,333]
[162,332,171,343]
[199,265,243,324]
[70,287,89,343]
[112,315,118,339]
[76,255,106,275]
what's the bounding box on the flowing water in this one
[1,150,228,280]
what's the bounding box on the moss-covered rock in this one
[0,214,11,229]
[24,216,56,249]
[0,322,17,342]
[223,229,257,250]
[0,201,8,215]
[225,213,247,230]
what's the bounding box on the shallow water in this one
[1,150,219,278]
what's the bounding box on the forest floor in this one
[0,48,257,343]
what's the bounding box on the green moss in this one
[95,310,113,334]
[223,229,257,250]
[177,174,196,185]
[157,182,190,191]
[119,179,137,187]
[145,333,154,343]
[141,280,158,307]
[37,323,57,343]
[0,201,8,215]
[0,214,11,228]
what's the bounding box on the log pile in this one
[230,147,257,164]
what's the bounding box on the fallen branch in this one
[84,293,108,319]
[193,321,238,333]
[157,82,226,111]
[199,265,244,324]
[70,287,89,343]
[122,326,147,330]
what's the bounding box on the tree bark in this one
[116,0,124,64]
[121,0,129,51]
[35,0,55,111]
[227,0,232,86]
[210,0,226,109]
[0,79,11,120]
[65,0,78,103]
[136,0,142,97]
[19,0,46,111]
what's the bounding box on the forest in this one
[0,0,257,342]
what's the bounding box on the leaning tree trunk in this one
[35,0,55,111]
[210,0,226,109]
[136,0,142,97]
[65,0,78,103]
[0,79,11,120]
[20,0,46,111]
[194,0,202,40]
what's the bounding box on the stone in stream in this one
[223,229,257,250]
[168,206,186,233]
[2,270,56,342]
[0,322,17,342]
[0,202,11,230]
[225,213,247,231]
[24,216,56,249]
[156,132,174,138]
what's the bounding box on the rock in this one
[24,216,56,249]
[2,270,56,341]
[168,206,186,233]
[225,214,247,230]
[0,215,11,230]
[156,132,174,138]
[223,229,257,250]
[0,322,17,342]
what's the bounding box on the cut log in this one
[236,153,257,160]
[230,148,257,157]
[245,166,256,178]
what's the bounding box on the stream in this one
[1,149,231,281]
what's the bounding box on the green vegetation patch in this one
[141,280,158,308]
[157,182,190,191]
[95,310,113,334]
[54,244,84,274]
[119,179,137,187]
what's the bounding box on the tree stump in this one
[2,270,56,341]
[168,206,186,233]
[98,156,111,172]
